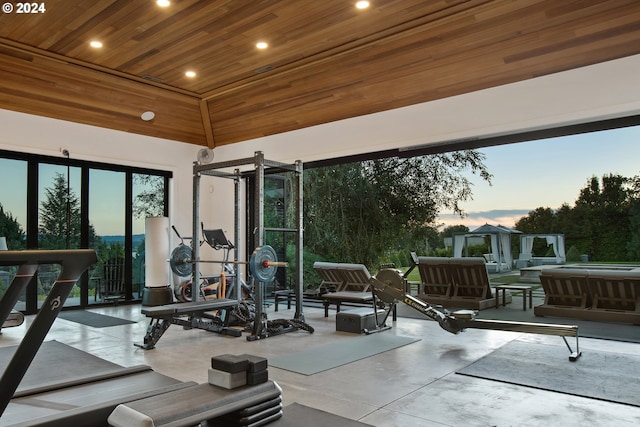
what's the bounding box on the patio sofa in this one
[534,267,640,325]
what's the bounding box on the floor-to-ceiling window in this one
[89,169,126,304]
[0,150,171,314]
[37,163,82,308]
[132,173,167,299]
[0,158,27,310]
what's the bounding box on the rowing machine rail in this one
[369,270,581,361]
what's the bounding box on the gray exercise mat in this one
[58,310,136,327]
[269,334,420,375]
[0,340,126,396]
[457,339,640,407]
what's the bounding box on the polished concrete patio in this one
[1,303,639,426]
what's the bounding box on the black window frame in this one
[0,149,171,313]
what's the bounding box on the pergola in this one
[453,224,522,273]
[519,234,566,265]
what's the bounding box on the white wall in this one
[0,112,201,256]
[2,54,640,261]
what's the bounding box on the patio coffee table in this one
[494,284,533,311]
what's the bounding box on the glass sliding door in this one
[0,158,27,309]
[37,163,81,308]
[132,173,166,298]
[264,175,287,293]
[89,169,126,304]
[1,150,171,312]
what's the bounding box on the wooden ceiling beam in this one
[199,100,216,149]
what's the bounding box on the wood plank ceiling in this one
[1,0,640,148]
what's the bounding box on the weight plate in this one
[169,244,193,277]
[250,245,278,283]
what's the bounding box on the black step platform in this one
[108,380,283,427]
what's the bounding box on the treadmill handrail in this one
[0,249,98,416]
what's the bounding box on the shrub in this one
[566,245,582,262]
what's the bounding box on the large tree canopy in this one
[303,151,491,268]
[515,173,639,262]
[132,174,165,219]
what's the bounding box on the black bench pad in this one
[141,299,238,317]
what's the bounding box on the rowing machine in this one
[369,269,581,361]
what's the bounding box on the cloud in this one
[437,209,531,229]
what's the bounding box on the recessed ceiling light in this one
[156,0,170,7]
[89,40,103,48]
[256,41,268,49]
[141,111,155,121]
[356,1,370,9]
[185,70,196,78]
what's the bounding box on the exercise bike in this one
[170,224,253,303]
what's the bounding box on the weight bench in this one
[108,380,283,427]
[137,299,241,350]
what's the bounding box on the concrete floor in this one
[1,302,639,426]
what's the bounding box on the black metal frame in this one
[0,249,98,416]
[0,149,171,312]
[192,151,305,341]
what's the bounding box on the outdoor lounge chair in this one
[416,257,454,305]
[582,270,640,325]
[534,268,591,318]
[93,258,126,302]
[416,257,507,310]
[312,262,377,317]
[337,263,371,292]
[450,257,509,310]
[312,261,344,292]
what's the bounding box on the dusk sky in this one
[438,124,640,230]
[2,124,639,236]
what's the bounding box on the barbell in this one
[169,244,287,282]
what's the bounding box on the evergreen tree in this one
[574,174,631,261]
[39,173,80,249]
[0,203,25,249]
[38,172,96,249]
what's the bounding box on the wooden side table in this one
[494,284,533,311]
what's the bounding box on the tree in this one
[441,225,469,238]
[574,174,631,261]
[38,172,96,249]
[303,151,491,268]
[627,175,640,259]
[515,207,556,234]
[515,173,637,262]
[132,174,165,219]
[0,203,25,250]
